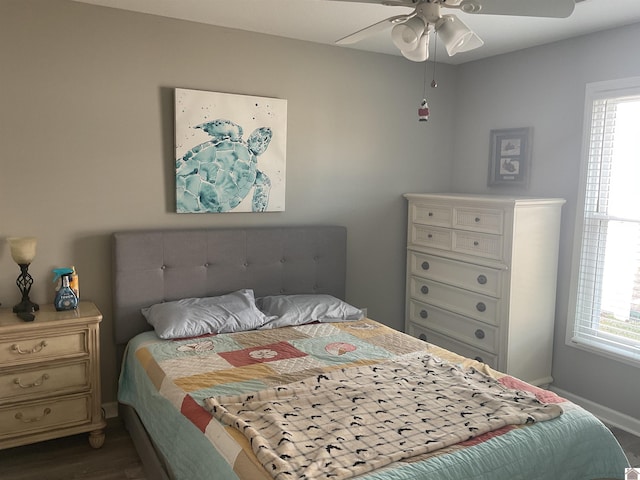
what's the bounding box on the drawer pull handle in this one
[11,341,47,355]
[427,234,433,239]
[418,333,427,341]
[473,241,480,246]
[474,356,484,363]
[14,374,50,389]
[476,302,486,312]
[15,408,51,423]
[420,285,429,295]
[419,309,428,319]
[421,261,430,270]
[475,329,485,339]
[477,274,487,285]
[475,217,481,223]
[428,212,433,217]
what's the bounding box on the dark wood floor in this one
[0,417,638,479]
[609,425,640,468]
[0,417,146,480]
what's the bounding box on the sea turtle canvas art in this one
[175,89,287,213]
[176,119,273,212]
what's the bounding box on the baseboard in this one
[102,401,119,419]
[550,386,640,437]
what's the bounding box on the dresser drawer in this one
[409,251,502,297]
[453,206,504,234]
[0,395,90,438]
[409,277,500,326]
[0,331,87,366]
[452,230,504,261]
[406,323,498,368]
[407,301,499,353]
[410,202,452,227]
[410,224,452,251]
[0,361,89,404]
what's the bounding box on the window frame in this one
[566,76,640,368]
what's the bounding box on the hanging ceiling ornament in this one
[418,98,430,122]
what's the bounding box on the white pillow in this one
[258,294,364,329]
[141,289,270,339]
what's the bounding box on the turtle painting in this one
[176,119,273,213]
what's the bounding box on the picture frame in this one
[175,88,287,213]
[487,127,532,187]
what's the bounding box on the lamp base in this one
[13,262,39,317]
[13,300,40,314]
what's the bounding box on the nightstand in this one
[0,302,106,449]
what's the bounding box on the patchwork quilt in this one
[118,318,630,480]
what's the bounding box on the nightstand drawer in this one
[452,230,503,260]
[407,302,499,354]
[453,206,504,234]
[410,224,452,250]
[0,361,89,403]
[409,251,502,297]
[406,323,498,369]
[409,278,500,326]
[411,202,452,227]
[0,395,90,438]
[0,331,87,366]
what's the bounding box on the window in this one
[567,77,640,366]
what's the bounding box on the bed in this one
[114,226,630,480]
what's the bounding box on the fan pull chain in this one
[431,30,438,88]
[418,26,438,122]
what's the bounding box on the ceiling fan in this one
[335,0,576,62]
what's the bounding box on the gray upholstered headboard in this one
[112,226,347,346]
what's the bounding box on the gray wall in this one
[0,0,456,402]
[451,24,640,421]
[2,0,638,423]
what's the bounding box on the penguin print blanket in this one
[205,351,562,480]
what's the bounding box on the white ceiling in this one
[72,0,640,64]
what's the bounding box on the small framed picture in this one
[487,127,532,187]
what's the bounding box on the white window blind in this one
[569,78,640,366]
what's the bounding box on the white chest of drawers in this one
[404,193,565,385]
[0,302,106,449]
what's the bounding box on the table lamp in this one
[8,236,39,313]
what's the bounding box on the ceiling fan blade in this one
[336,14,411,44]
[327,0,416,4]
[458,0,574,18]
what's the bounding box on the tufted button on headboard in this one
[112,226,347,346]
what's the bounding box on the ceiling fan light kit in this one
[402,33,430,61]
[437,15,483,56]
[335,0,576,62]
[391,16,425,51]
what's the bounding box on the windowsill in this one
[567,337,640,369]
